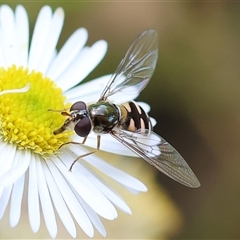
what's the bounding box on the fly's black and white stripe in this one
[120,101,152,133]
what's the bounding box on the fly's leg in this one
[48,108,70,113]
[59,136,88,149]
[69,151,96,171]
[69,135,101,171]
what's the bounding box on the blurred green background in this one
[1,1,240,239]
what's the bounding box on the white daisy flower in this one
[0,5,151,238]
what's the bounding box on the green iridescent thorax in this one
[88,101,119,134]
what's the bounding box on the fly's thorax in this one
[88,101,120,134]
[119,101,152,132]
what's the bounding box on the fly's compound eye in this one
[74,117,92,137]
[70,101,87,112]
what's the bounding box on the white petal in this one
[47,28,88,80]
[0,141,10,175]
[0,143,17,179]
[69,145,147,192]
[45,159,94,237]
[42,161,76,238]
[28,154,40,233]
[123,186,141,195]
[28,6,52,70]
[74,190,107,237]
[35,155,57,239]
[10,174,25,227]
[52,46,88,90]
[15,5,29,67]
[137,101,151,113]
[0,28,6,67]
[0,5,18,66]
[150,117,157,127]
[65,74,111,103]
[57,40,107,91]
[49,49,57,66]
[52,156,117,220]
[0,139,8,152]
[36,7,64,74]
[62,149,132,214]
[0,184,12,220]
[0,149,31,187]
[0,186,3,199]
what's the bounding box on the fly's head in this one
[53,101,92,137]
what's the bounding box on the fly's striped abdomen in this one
[120,101,152,132]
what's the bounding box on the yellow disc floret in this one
[0,65,72,155]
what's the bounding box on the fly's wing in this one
[110,129,201,188]
[98,29,158,101]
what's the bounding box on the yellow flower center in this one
[0,65,72,155]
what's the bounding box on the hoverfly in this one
[53,29,200,188]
